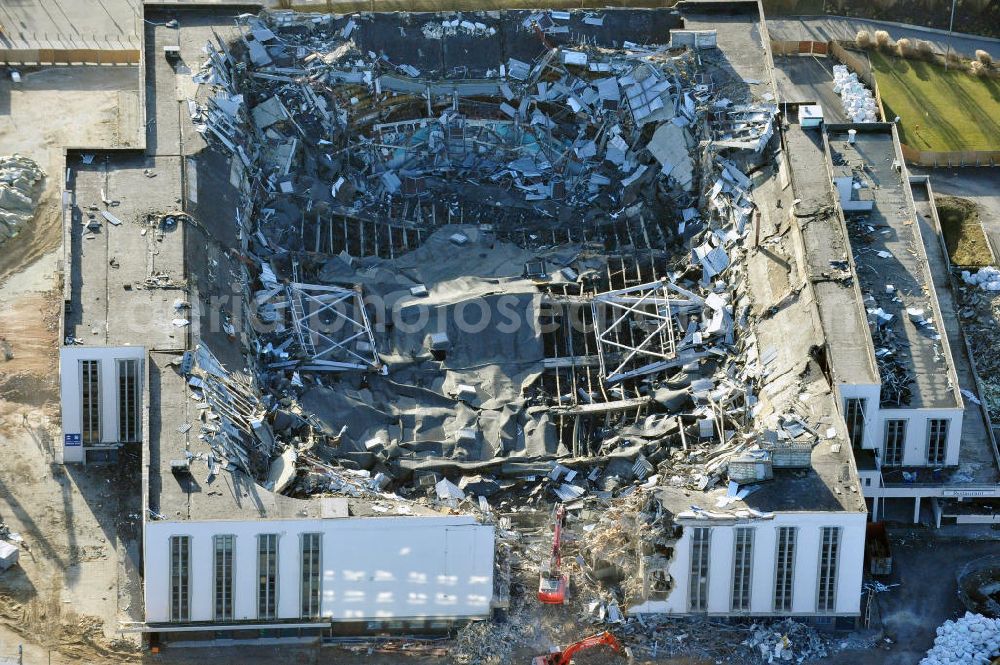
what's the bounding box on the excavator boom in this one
[531,631,629,665]
[538,505,569,604]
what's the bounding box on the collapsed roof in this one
[177,9,860,540]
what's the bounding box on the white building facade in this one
[631,511,865,621]
[144,514,495,632]
[837,383,964,469]
[59,345,145,463]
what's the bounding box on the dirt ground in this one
[0,66,138,284]
[937,195,994,268]
[0,65,146,664]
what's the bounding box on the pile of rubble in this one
[920,612,1000,665]
[962,267,1000,291]
[956,279,1000,421]
[452,597,537,665]
[832,64,877,123]
[189,10,776,254]
[179,16,860,650]
[0,155,44,245]
[743,619,830,663]
[183,8,787,507]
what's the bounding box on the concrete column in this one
[871,497,879,523]
[931,498,942,528]
[913,496,921,524]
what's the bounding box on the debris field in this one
[169,8,855,661]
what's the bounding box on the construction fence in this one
[0,49,139,66]
[769,39,827,56]
[900,145,1000,167]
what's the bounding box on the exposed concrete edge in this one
[138,9,149,154]
[755,0,781,108]
[888,123,966,411]
[138,347,153,627]
[911,174,1000,475]
[816,126,882,387]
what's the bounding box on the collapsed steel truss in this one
[591,279,702,384]
[285,282,381,372]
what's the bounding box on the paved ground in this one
[771,53,846,121]
[821,530,1000,665]
[768,16,1000,59]
[912,168,1000,263]
[872,532,998,664]
[0,66,139,282]
[0,0,141,50]
[0,0,282,50]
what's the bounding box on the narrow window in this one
[301,533,322,618]
[883,419,906,466]
[926,419,948,465]
[844,398,865,449]
[817,527,841,612]
[731,527,754,612]
[688,527,711,611]
[117,358,140,442]
[169,535,190,622]
[214,535,234,621]
[258,534,279,619]
[774,526,796,612]
[81,360,101,444]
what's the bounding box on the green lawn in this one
[869,51,1000,152]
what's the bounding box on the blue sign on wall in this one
[64,433,82,446]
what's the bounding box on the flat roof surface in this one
[681,12,774,104]
[784,122,880,389]
[0,0,139,49]
[772,55,847,123]
[66,155,187,350]
[701,16,864,515]
[828,128,960,410]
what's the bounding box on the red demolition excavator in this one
[537,504,569,604]
[531,631,632,665]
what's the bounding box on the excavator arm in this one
[532,631,629,665]
[557,632,625,663]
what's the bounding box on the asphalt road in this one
[768,16,1000,59]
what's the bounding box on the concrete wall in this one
[144,515,495,625]
[0,49,140,66]
[834,383,962,467]
[630,511,866,617]
[877,407,964,467]
[59,345,146,462]
[835,383,880,449]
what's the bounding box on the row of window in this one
[844,398,949,466]
[79,359,141,444]
[687,526,841,613]
[169,534,322,623]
